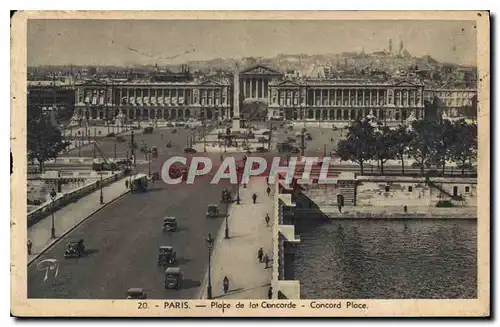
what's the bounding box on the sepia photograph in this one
[10,11,490,317]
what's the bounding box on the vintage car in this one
[64,240,85,258]
[164,267,183,290]
[151,146,158,158]
[126,288,147,299]
[163,217,178,232]
[206,204,220,218]
[157,246,177,266]
[221,189,232,203]
[166,141,172,148]
[184,147,197,154]
[172,128,177,134]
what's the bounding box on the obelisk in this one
[232,66,241,130]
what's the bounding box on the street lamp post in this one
[99,173,104,204]
[148,152,152,177]
[236,182,241,205]
[205,233,214,299]
[225,201,229,239]
[50,189,57,238]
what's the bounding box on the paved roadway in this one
[29,125,231,299]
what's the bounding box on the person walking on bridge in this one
[264,254,270,268]
[258,247,264,263]
[266,186,271,197]
[265,214,270,227]
[223,276,230,294]
[252,193,257,204]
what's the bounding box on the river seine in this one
[291,218,476,299]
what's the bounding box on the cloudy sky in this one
[27,19,477,66]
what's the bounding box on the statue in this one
[115,109,126,127]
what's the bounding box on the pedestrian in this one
[27,239,32,255]
[266,186,271,196]
[268,287,273,299]
[125,179,129,189]
[223,276,229,294]
[252,193,257,204]
[258,247,264,263]
[265,214,270,227]
[264,254,269,268]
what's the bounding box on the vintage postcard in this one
[11,11,490,317]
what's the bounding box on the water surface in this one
[292,218,477,299]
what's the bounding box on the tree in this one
[27,117,70,173]
[431,119,455,175]
[389,125,413,176]
[373,125,395,175]
[407,120,441,176]
[450,119,477,175]
[335,119,375,175]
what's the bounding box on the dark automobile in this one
[163,217,178,232]
[184,147,197,153]
[206,204,220,218]
[64,240,85,258]
[126,288,147,299]
[164,267,182,290]
[157,246,177,266]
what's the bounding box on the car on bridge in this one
[163,217,178,232]
[126,288,147,299]
[157,246,177,266]
[64,239,85,258]
[164,267,183,290]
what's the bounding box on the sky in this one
[27,19,477,67]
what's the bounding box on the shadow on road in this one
[175,257,191,265]
[82,248,100,257]
[181,279,201,290]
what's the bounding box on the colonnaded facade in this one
[72,78,232,123]
[72,64,426,123]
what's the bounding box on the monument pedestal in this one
[232,117,241,130]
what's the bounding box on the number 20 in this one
[138,302,148,309]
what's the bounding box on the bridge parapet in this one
[271,178,302,299]
[27,171,125,227]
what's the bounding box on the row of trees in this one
[336,118,478,176]
[27,116,70,172]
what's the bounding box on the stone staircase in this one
[340,183,356,206]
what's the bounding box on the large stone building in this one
[72,78,232,123]
[424,88,477,118]
[27,80,75,121]
[71,64,426,124]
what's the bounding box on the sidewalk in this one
[27,178,130,264]
[199,176,274,299]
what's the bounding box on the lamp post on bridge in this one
[99,173,104,204]
[50,188,57,238]
[205,233,214,299]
